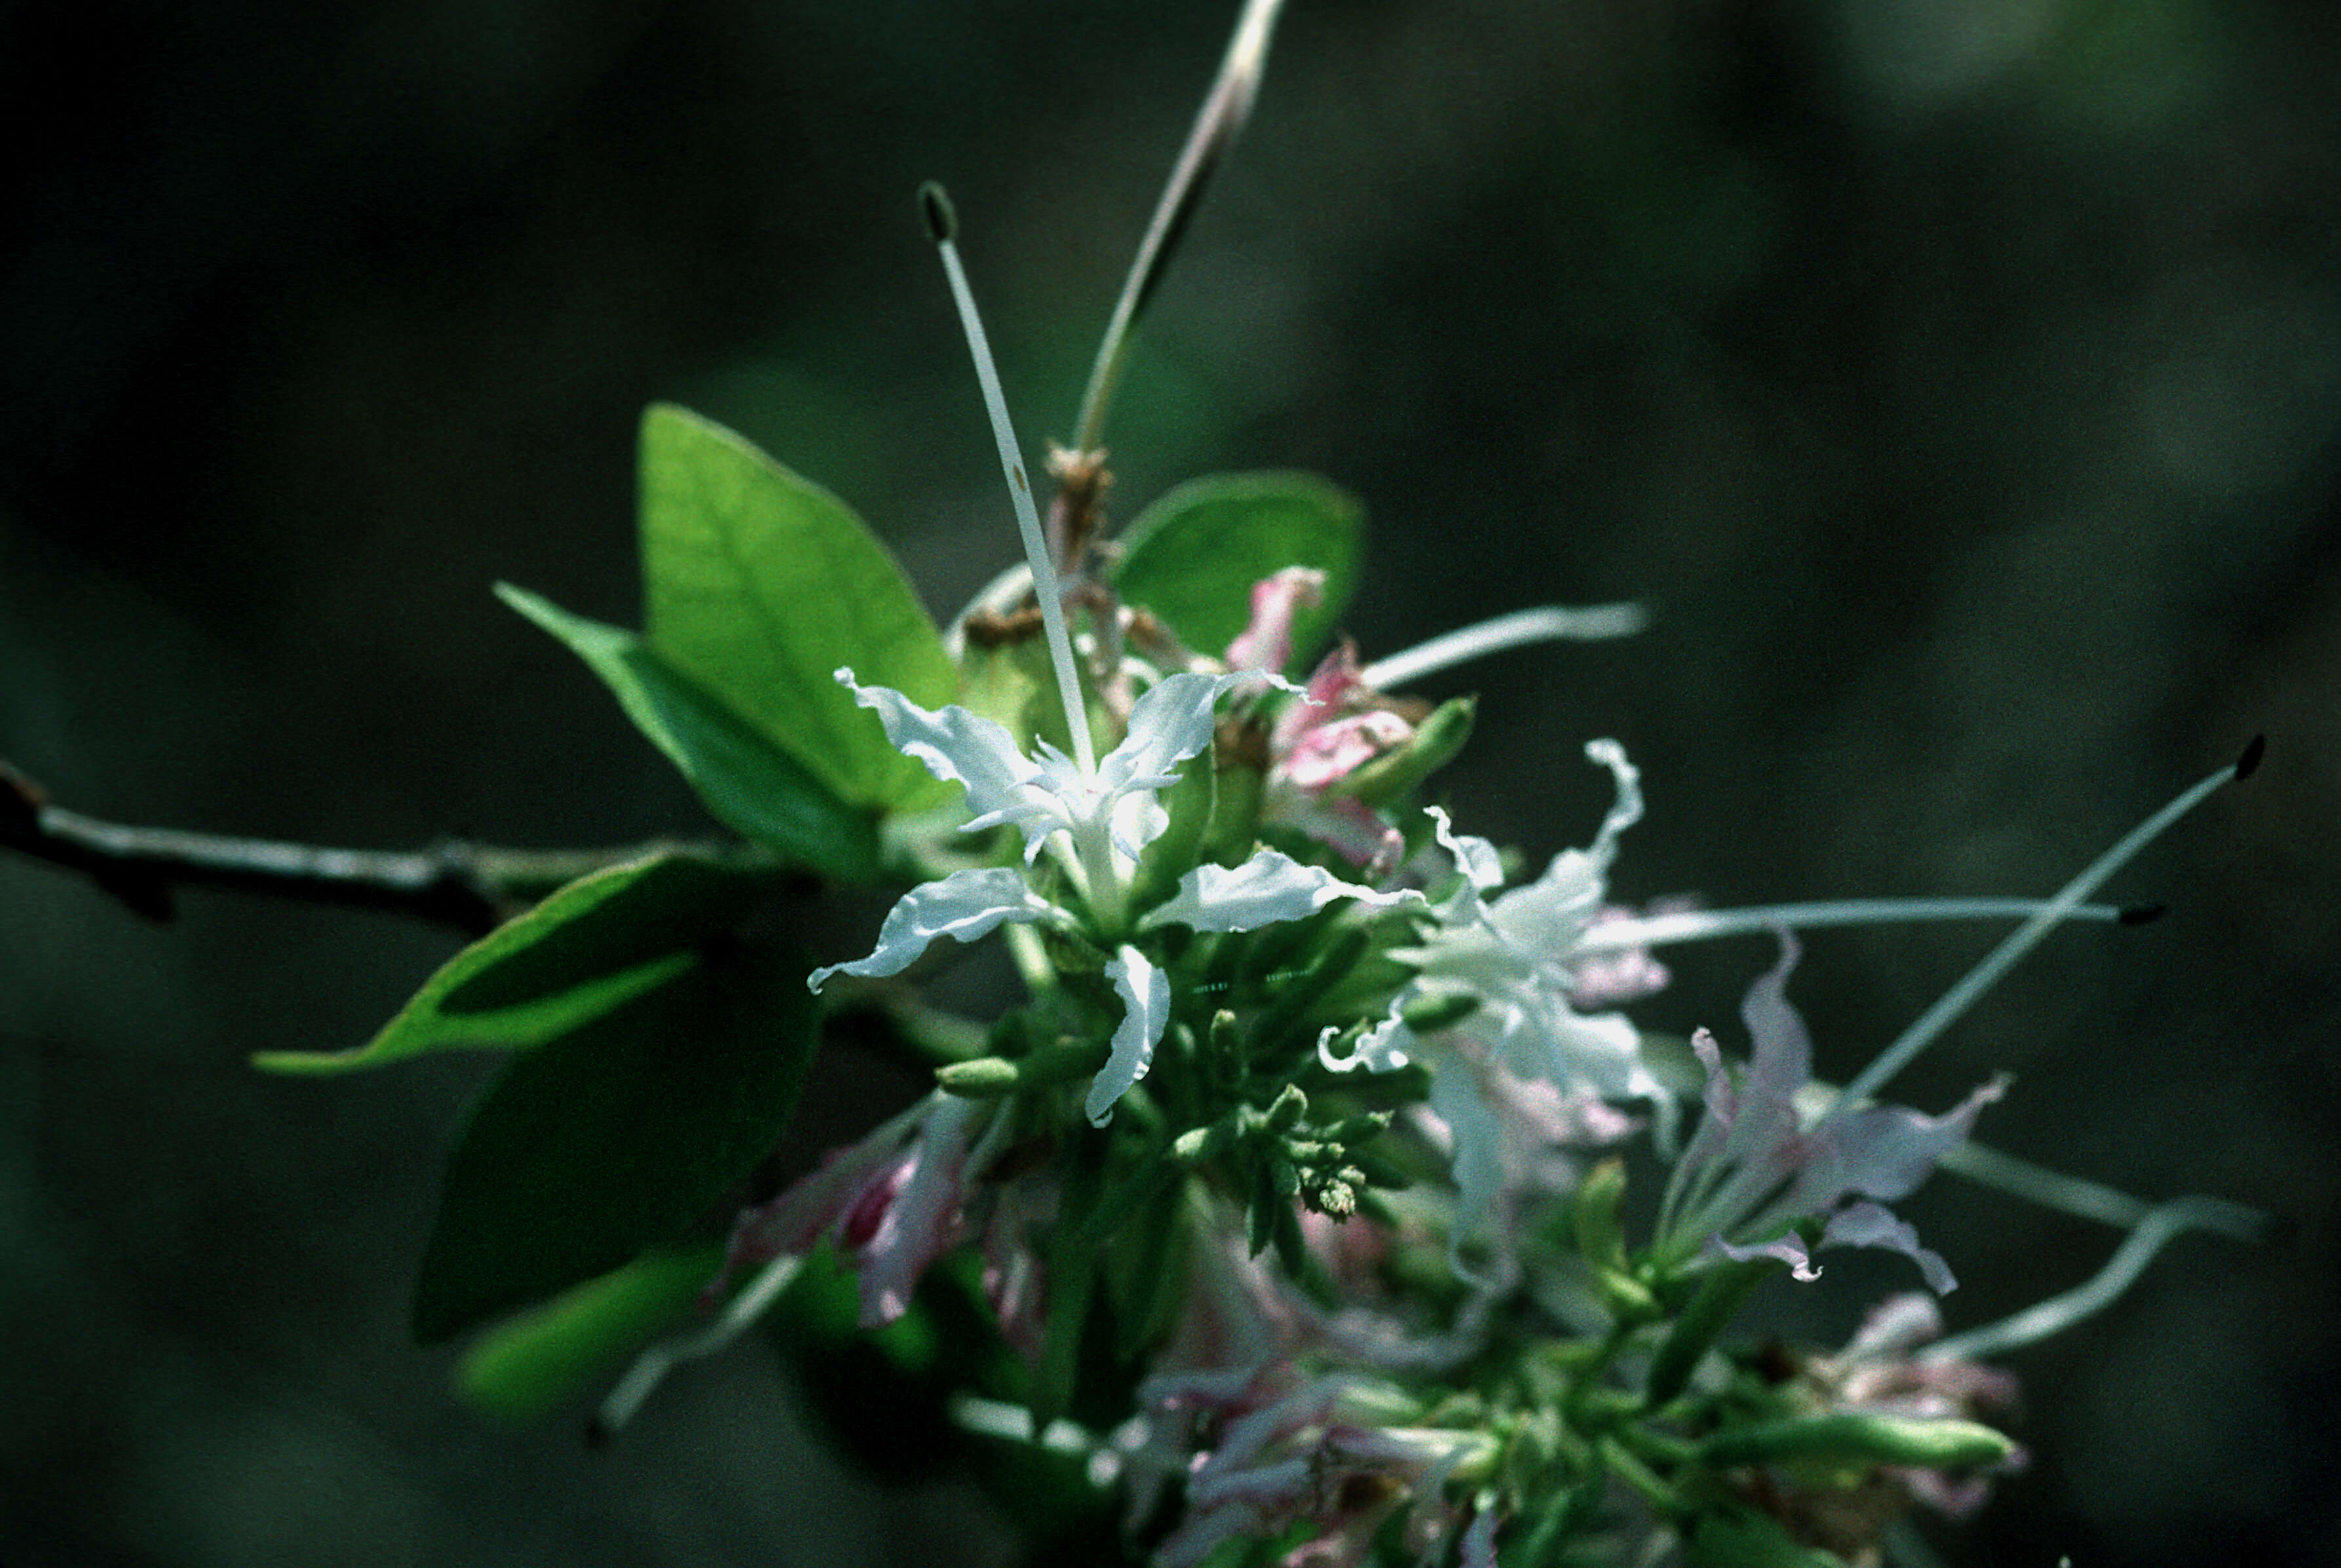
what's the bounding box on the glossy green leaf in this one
[498,585,881,881]
[638,404,954,811]
[1112,472,1363,670]
[456,1242,723,1423]
[255,852,772,1074]
[411,930,817,1343]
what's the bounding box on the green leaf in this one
[456,1242,723,1423]
[1112,472,1363,670]
[638,404,955,811]
[411,930,818,1343]
[256,852,773,1074]
[498,585,881,881]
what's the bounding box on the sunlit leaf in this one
[497,585,882,880]
[638,404,955,811]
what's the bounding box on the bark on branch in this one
[0,761,752,936]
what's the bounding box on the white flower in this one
[1320,740,1667,1271]
[810,668,1421,1125]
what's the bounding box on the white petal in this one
[1429,1052,1510,1277]
[838,671,1061,834]
[1139,849,1424,934]
[1322,1009,1416,1073]
[1086,946,1172,1126]
[1426,805,1506,896]
[1097,671,1249,794]
[807,867,1057,989]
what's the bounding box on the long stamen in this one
[1073,0,1289,453]
[592,1253,804,1440]
[1937,1138,2266,1239]
[1918,1194,2268,1363]
[1358,603,1648,691]
[1573,897,2133,953]
[923,183,1097,774]
[1835,741,2259,1111]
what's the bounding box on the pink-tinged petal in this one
[1459,1508,1500,1568]
[1141,849,1424,934]
[1821,1200,1958,1294]
[1678,1027,1740,1174]
[807,867,1058,989]
[836,670,1049,832]
[1565,909,1672,1007]
[1279,710,1412,790]
[1736,932,1817,1138]
[858,1094,987,1325]
[1225,567,1326,676]
[1087,946,1173,1126]
[1793,1073,2006,1212]
[1711,1230,1824,1281]
[1272,641,1365,753]
[1844,1292,1945,1361]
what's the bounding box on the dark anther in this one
[2118,903,2167,926]
[2235,735,2266,780]
[918,181,957,244]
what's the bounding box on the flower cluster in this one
[572,22,2260,1561]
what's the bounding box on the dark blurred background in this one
[2,0,2334,1563]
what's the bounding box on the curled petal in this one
[807,867,1059,990]
[837,672,1061,845]
[1088,946,1173,1126]
[1425,805,1506,898]
[1711,1230,1823,1282]
[1099,671,1259,795]
[1823,1200,1959,1294]
[1141,849,1424,934]
[1794,1074,2008,1213]
[1224,566,1325,676]
[858,1094,989,1326]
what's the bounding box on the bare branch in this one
[0,761,763,936]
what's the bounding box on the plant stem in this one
[0,759,763,935]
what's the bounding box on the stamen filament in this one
[1919,1195,2268,1362]
[594,1253,803,1437]
[1937,1138,2267,1238]
[1359,603,1648,691]
[1836,757,2245,1111]
[923,183,1097,775]
[1574,898,2127,953]
[1073,0,1289,452]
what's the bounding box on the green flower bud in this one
[1696,1414,2017,1472]
[936,1038,1110,1098]
[1335,695,1476,806]
[1572,1157,1631,1274]
[1399,989,1482,1035]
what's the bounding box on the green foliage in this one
[636,404,955,812]
[409,927,818,1343]
[498,586,882,880]
[456,1242,724,1423]
[257,853,777,1071]
[1112,472,1363,669]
